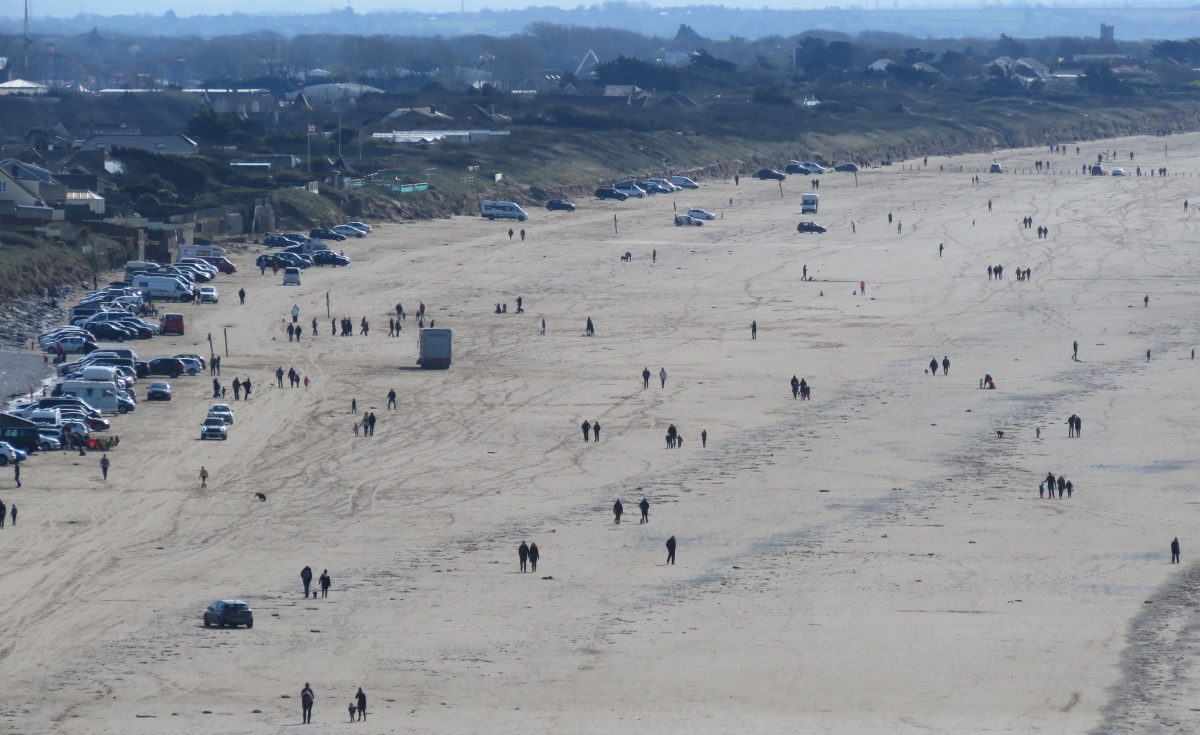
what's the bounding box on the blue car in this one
[0,441,28,465]
[203,600,254,628]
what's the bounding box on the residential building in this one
[382,106,454,122]
[1017,58,1051,78]
[868,59,895,72]
[79,134,198,156]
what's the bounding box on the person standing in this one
[0,499,5,528]
[368,412,376,436]
[243,378,252,400]
[312,317,317,336]
[581,420,591,442]
[541,318,546,335]
[791,375,800,399]
[238,288,246,305]
[9,504,15,526]
[586,317,594,336]
[1145,295,1150,307]
[319,569,331,597]
[387,389,397,409]
[613,499,623,524]
[659,368,668,388]
[639,497,649,524]
[860,281,866,295]
[1172,537,1181,564]
[276,366,285,388]
[519,541,529,572]
[751,321,757,339]
[199,466,209,488]
[701,429,707,447]
[291,304,300,323]
[100,454,110,481]
[642,367,651,388]
[666,536,676,565]
[232,378,241,401]
[939,243,944,257]
[14,462,20,488]
[355,688,367,721]
[528,542,539,572]
[301,566,313,598]
[301,683,314,724]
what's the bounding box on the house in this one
[291,83,383,104]
[0,165,44,208]
[251,154,301,169]
[80,134,198,156]
[0,79,49,95]
[382,106,454,123]
[912,62,941,74]
[1111,65,1152,77]
[0,57,8,83]
[868,59,895,72]
[0,160,64,202]
[991,57,1018,74]
[604,85,639,97]
[1017,58,1051,79]
[463,105,513,125]
[655,49,694,67]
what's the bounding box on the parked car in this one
[280,233,308,244]
[309,227,347,241]
[199,286,219,304]
[283,267,302,286]
[273,252,311,269]
[785,161,809,174]
[203,600,253,628]
[146,381,173,400]
[644,181,673,194]
[670,175,699,189]
[754,168,787,181]
[45,335,97,354]
[647,177,680,192]
[177,357,203,376]
[332,224,365,238]
[796,221,828,233]
[263,235,295,248]
[85,322,138,342]
[1112,167,1127,176]
[595,188,628,201]
[613,181,647,198]
[835,163,860,172]
[160,313,185,336]
[546,199,576,212]
[0,441,28,465]
[201,256,238,273]
[208,404,234,424]
[37,431,62,451]
[172,354,207,370]
[687,208,717,220]
[674,214,705,227]
[147,359,186,378]
[345,221,372,233]
[311,251,350,267]
[201,417,228,440]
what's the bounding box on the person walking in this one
[541,318,546,335]
[311,317,317,336]
[199,466,209,488]
[238,288,245,305]
[355,688,367,721]
[939,242,944,256]
[701,429,707,447]
[581,420,591,442]
[276,366,285,388]
[666,535,676,565]
[593,421,601,442]
[519,541,529,572]
[243,378,251,400]
[387,389,397,409]
[301,566,313,598]
[291,304,300,323]
[368,412,376,436]
[1073,340,1079,361]
[942,356,950,375]
[508,228,514,240]
[100,454,110,480]
[301,684,314,724]
[929,358,939,375]
[520,229,526,242]
[613,499,623,524]
[751,321,757,339]
[14,462,20,488]
[791,375,800,399]
[1145,295,1150,307]
[586,317,594,336]
[528,542,539,572]
[319,569,331,597]
[642,367,651,388]
[659,368,668,388]
[639,497,649,524]
[1172,537,1181,564]
[9,504,15,526]
[0,499,5,528]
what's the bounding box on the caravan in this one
[801,193,819,214]
[57,381,120,413]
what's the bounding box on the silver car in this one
[201,417,228,440]
[208,404,234,424]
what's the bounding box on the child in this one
[200,466,209,488]
[353,421,359,437]
[348,702,357,722]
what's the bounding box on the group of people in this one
[790,376,811,399]
[211,377,251,400]
[581,420,601,442]
[1040,472,1074,499]
[334,317,365,336]
[493,297,523,315]
[207,356,222,375]
[0,498,16,527]
[298,682,366,725]
[987,265,1006,280]
[387,317,403,336]
[300,565,333,598]
[276,366,307,388]
[641,367,669,388]
[927,357,950,376]
[606,500,673,561]
[285,323,304,341]
[517,541,540,571]
[1015,267,1032,281]
[665,423,681,448]
[355,412,378,437]
[1066,414,1083,437]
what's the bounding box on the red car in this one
[86,416,112,431]
[201,256,237,274]
[160,313,185,335]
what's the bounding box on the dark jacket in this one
[528,544,539,563]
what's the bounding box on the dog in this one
[254,492,267,501]
[996,430,1004,439]
[621,252,632,262]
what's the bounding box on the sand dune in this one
[2,133,1200,733]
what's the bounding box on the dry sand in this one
[3,133,1200,734]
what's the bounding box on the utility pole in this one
[307,123,312,174]
[223,327,228,357]
[326,291,330,318]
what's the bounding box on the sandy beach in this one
[2,133,1200,734]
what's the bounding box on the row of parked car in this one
[263,223,372,249]
[596,175,700,201]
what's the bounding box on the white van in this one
[801,193,819,214]
[613,181,647,198]
[670,176,699,189]
[178,244,228,259]
[131,276,196,301]
[481,201,528,222]
[58,381,119,413]
[29,409,62,427]
[283,267,302,285]
[125,260,161,274]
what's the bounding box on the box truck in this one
[417,328,452,369]
[801,193,819,214]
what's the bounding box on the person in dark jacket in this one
[942,356,950,375]
[666,536,676,565]
[791,375,800,399]
[319,569,331,597]
[528,542,539,572]
[519,541,529,572]
[581,420,591,442]
[356,688,367,721]
[613,499,623,524]
[642,367,651,388]
[1172,537,1181,564]
[929,358,939,375]
[301,566,313,598]
[593,421,601,442]
[639,497,649,524]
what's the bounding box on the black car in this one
[754,168,787,181]
[311,250,351,267]
[546,199,576,211]
[276,252,313,269]
[204,599,254,628]
[145,381,172,401]
[111,321,156,339]
[595,188,628,201]
[146,358,186,378]
[309,228,346,242]
[835,163,860,172]
[796,221,827,233]
[263,235,295,248]
[785,162,809,174]
[85,323,138,342]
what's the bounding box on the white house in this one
[1017,57,1050,78]
[868,59,895,72]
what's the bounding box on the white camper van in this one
[481,201,528,222]
[131,275,195,301]
[58,381,119,413]
[801,193,819,214]
[178,244,228,260]
[417,328,452,369]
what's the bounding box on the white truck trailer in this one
[417,328,452,369]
